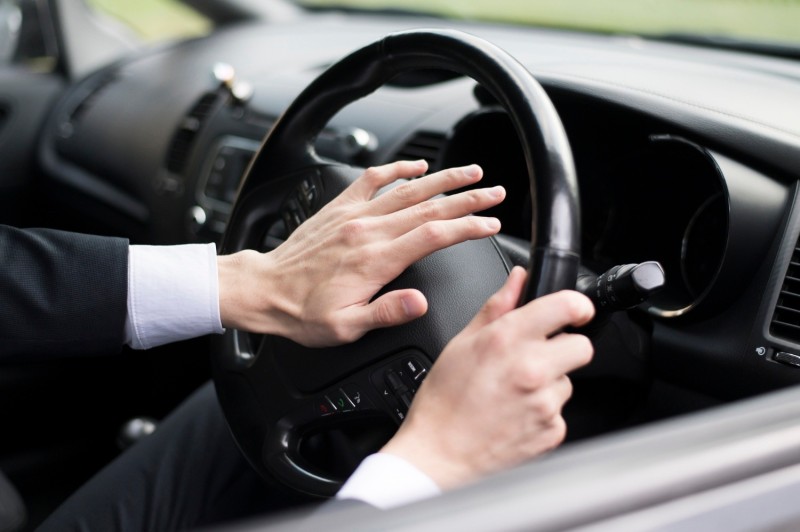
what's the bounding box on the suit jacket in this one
[0,468,24,532]
[0,225,129,360]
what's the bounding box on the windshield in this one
[298,0,800,47]
[86,0,210,43]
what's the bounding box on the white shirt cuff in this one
[335,452,441,509]
[124,243,224,349]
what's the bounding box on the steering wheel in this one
[212,29,579,497]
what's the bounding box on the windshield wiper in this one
[658,32,800,61]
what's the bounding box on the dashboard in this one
[35,12,800,421]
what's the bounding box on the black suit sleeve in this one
[0,225,129,360]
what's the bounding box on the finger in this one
[507,290,594,339]
[462,266,527,335]
[379,185,506,238]
[540,414,568,451]
[532,332,595,378]
[548,374,574,407]
[366,164,485,215]
[535,378,572,449]
[515,333,590,392]
[341,289,429,337]
[524,375,573,422]
[387,216,501,269]
[343,160,428,201]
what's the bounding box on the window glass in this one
[298,0,800,46]
[0,0,59,72]
[0,1,22,63]
[85,0,211,43]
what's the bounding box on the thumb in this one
[345,289,429,336]
[462,266,527,334]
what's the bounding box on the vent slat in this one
[394,131,446,169]
[771,248,800,341]
[772,322,800,334]
[165,93,220,174]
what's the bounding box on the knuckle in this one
[420,222,447,245]
[468,215,489,232]
[464,189,484,208]
[559,292,591,324]
[443,167,464,186]
[329,322,357,344]
[392,181,417,202]
[373,300,396,326]
[518,359,546,390]
[340,219,366,243]
[561,294,584,320]
[532,396,560,420]
[481,328,510,355]
[312,310,345,344]
[563,376,574,400]
[416,200,441,220]
[484,291,505,314]
[361,166,385,186]
[578,335,594,361]
[547,417,568,448]
[568,334,594,365]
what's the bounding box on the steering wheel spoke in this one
[253,343,434,496]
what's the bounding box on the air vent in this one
[770,243,800,342]
[394,131,446,169]
[165,92,220,174]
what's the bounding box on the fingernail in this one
[401,296,412,316]
[464,164,481,178]
[401,295,425,317]
[487,186,505,199]
[484,217,501,231]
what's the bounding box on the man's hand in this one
[217,160,505,346]
[380,266,594,489]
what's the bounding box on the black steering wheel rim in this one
[212,29,580,497]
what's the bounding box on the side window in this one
[0,1,21,63]
[0,0,58,72]
[0,0,211,74]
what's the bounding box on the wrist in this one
[217,251,252,330]
[217,250,298,335]
[380,417,475,491]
